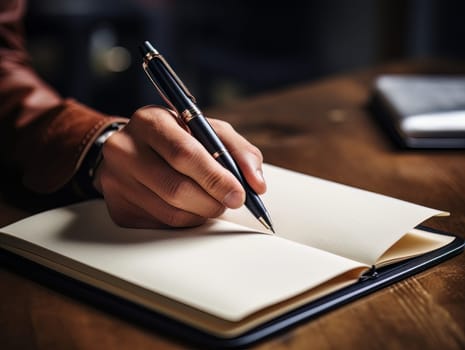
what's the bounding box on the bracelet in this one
[74,122,125,198]
[87,124,124,179]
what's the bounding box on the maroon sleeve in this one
[0,0,128,193]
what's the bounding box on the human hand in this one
[93,106,266,228]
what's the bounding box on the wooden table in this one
[1,60,465,349]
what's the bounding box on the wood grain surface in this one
[1,60,464,349]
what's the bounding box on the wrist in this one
[73,122,125,198]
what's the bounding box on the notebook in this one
[0,164,463,347]
[370,75,465,148]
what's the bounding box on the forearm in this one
[0,0,128,194]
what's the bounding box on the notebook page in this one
[0,200,364,322]
[221,164,447,265]
[375,228,454,267]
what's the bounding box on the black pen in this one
[140,41,274,232]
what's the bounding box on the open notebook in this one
[0,164,462,346]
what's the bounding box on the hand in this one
[93,106,266,228]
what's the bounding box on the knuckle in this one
[132,105,164,119]
[168,140,198,167]
[203,170,228,193]
[130,107,152,127]
[163,178,190,208]
[131,106,167,133]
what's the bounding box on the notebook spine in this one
[359,266,378,281]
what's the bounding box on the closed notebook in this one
[0,164,459,340]
[371,75,465,148]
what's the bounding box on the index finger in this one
[132,107,246,209]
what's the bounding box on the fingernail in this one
[223,190,244,209]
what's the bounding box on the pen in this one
[140,41,274,232]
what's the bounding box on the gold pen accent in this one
[140,41,275,233]
[143,51,196,104]
[181,108,199,123]
[212,149,227,159]
[259,217,275,233]
[142,60,177,113]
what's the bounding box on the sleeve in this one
[0,0,129,194]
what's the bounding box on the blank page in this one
[222,164,447,265]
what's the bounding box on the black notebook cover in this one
[1,226,463,349]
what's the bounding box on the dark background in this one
[25,0,465,118]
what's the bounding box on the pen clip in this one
[142,60,178,113]
[143,52,197,104]
[142,60,191,132]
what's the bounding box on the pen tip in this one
[268,223,275,234]
[258,217,275,234]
